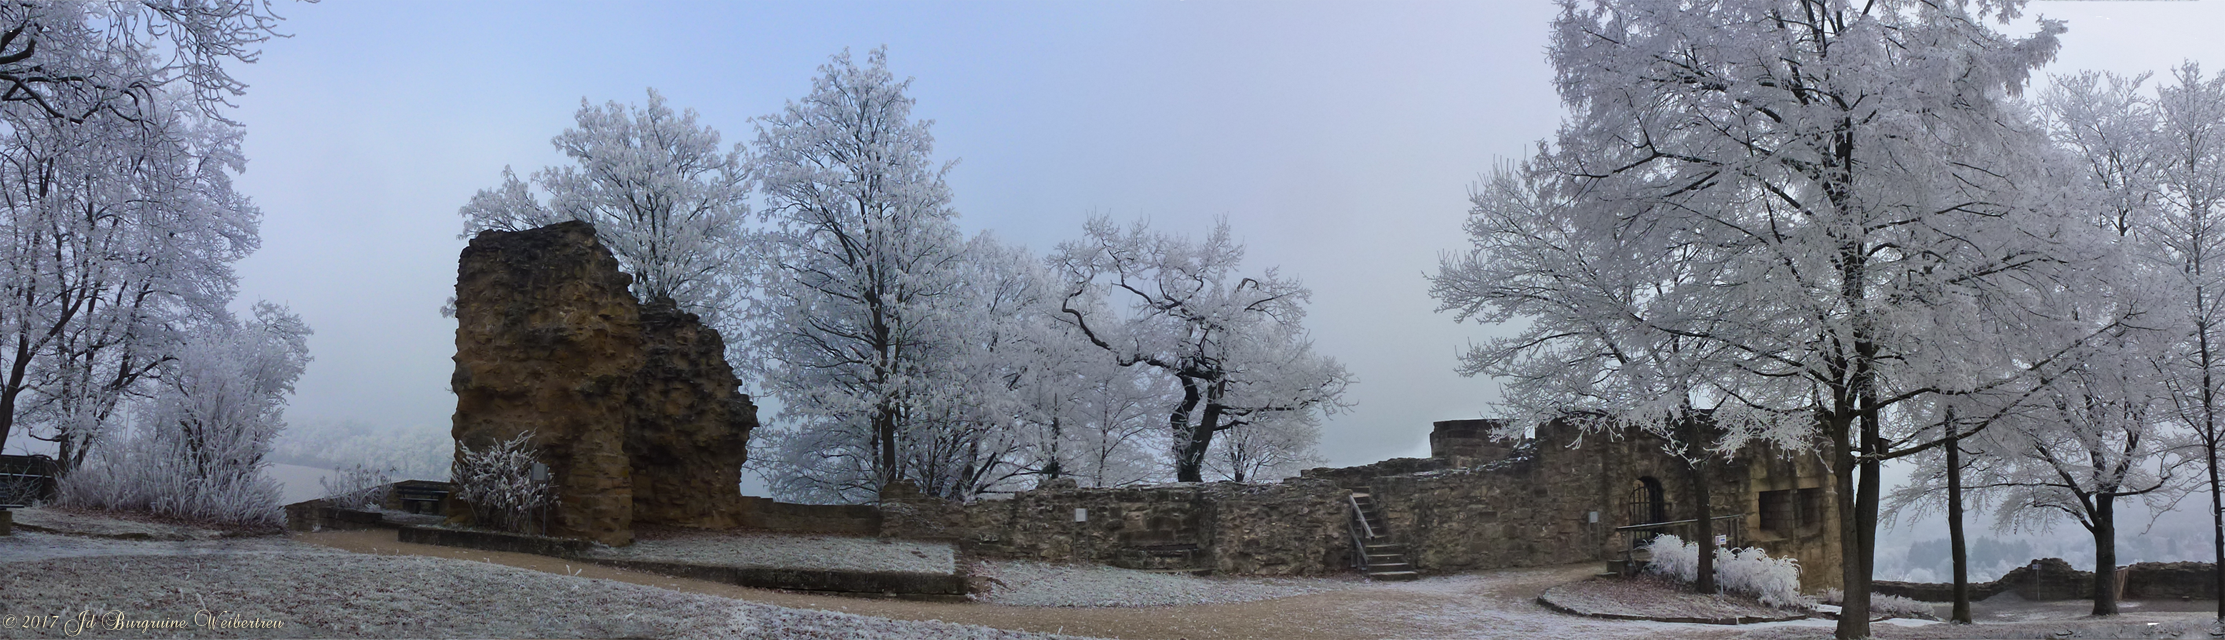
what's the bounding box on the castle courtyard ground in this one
[3,509,2220,640]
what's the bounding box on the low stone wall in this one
[2124,562,2217,600]
[1871,579,2012,603]
[284,500,391,532]
[1872,558,2220,603]
[736,497,882,535]
[957,478,1356,576]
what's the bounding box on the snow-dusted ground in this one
[0,532,1086,639]
[971,559,1361,607]
[586,532,956,574]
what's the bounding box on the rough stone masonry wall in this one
[451,221,758,544]
[958,478,1356,576]
[626,297,758,528]
[451,221,644,546]
[1871,558,2222,602]
[1312,422,1745,576]
[938,419,1837,584]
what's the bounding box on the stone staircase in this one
[1348,488,1419,581]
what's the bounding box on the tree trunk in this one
[2200,318,2223,621]
[1946,427,1972,624]
[2210,435,2223,622]
[1693,460,1717,595]
[1177,391,1227,483]
[1683,412,1716,595]
[875,407,898,488]
[2092,495,2119,616]
[1169,377,1202,482]
[1832,412,1870,640]
[0,334,32,459]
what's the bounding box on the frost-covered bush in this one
[1644,534,1701,583]
[57,305,308,527]
[320,463,393,510]
[1644,534,1812,609]
[454,432,553,534]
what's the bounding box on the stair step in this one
[1367,570,1420,581]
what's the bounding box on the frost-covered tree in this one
[0,0,284,123]
[896,233,1049,500]
[1052,216,1350,483]
[1056,359,1174,488]
[460,88,751,325]
[1976,332,2185,616]
[0,84,258,469]
[59,303,309,525]
[750,48,968,503]
[1515,2,2121,634]
[1204,412,1322,483]
[2041,62,2225,618]
[1432,156,1759,594]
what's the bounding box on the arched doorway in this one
[1626,476,1667,546]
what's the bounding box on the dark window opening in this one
[1796,487,1824,530]
[1759,489,1794,535]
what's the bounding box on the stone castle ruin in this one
[444,220,1839,588]
[913,417,1844,590]
[448,221,757,545]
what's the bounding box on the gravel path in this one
[971,559,1360,607]
[585,532,955,574]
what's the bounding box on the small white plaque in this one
[1074,508,1088,523]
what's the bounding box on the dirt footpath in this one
[296,529,1693,640]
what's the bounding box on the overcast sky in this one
[193,1,2225,487]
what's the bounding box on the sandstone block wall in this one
[947,419,1839,585]
[1873,558,2217,602]
[452,221,644,546]
[450,221,757,545]
[957,478,1358,576]
[627,298,758,528]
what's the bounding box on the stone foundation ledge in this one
[396,524,596,557]
[393,524,969,600]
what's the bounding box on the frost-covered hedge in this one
[1644,534,1811,608]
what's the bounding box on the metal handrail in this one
[1348,493,1378,539]
[1347,509,1369,570]
[1613,513,1747,532]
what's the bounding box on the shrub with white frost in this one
[1644,534,1811,608]
[453,432,554,534]
[58,304,309,527]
